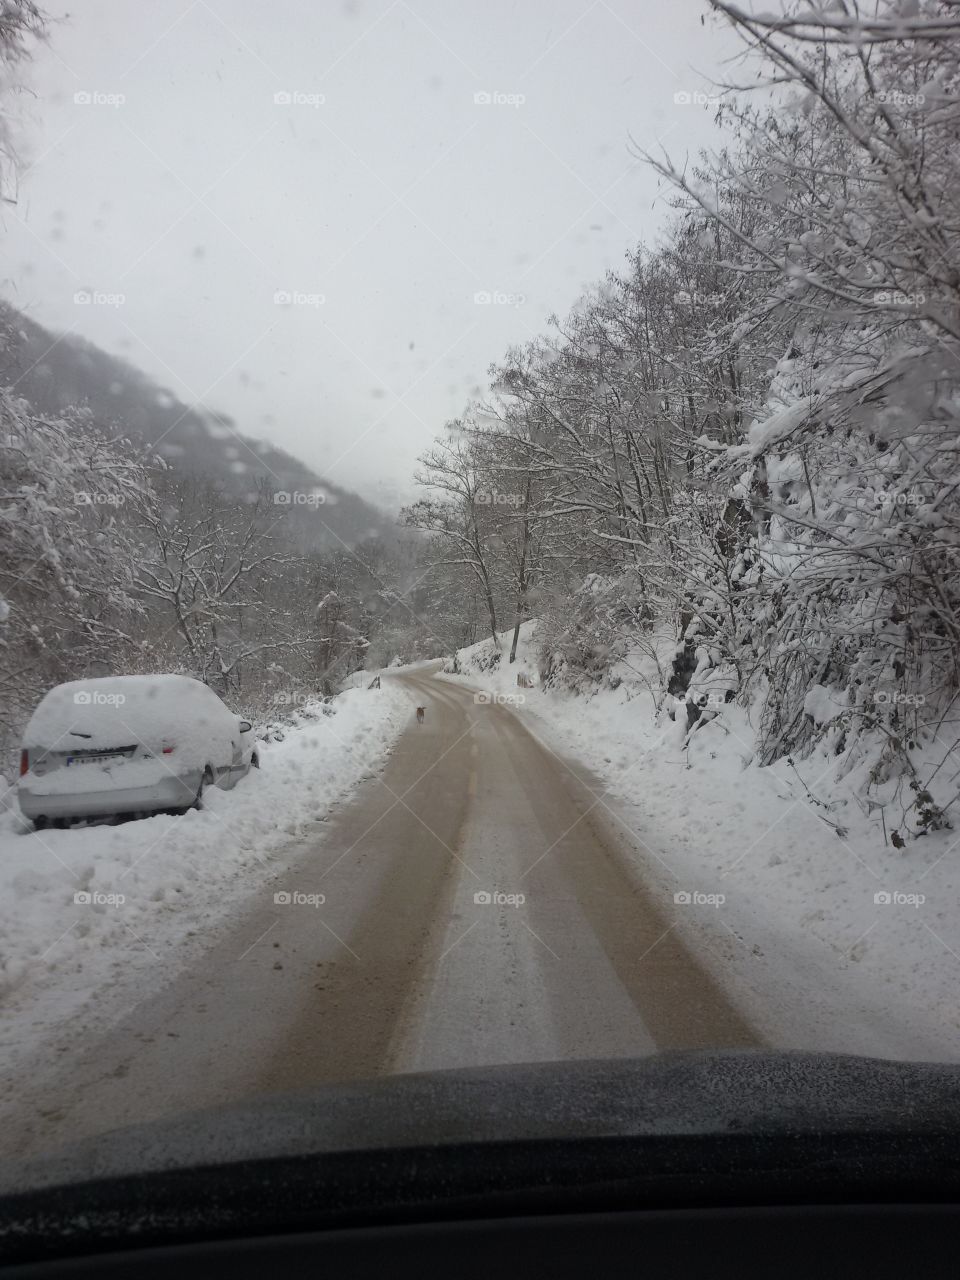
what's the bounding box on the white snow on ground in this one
[440,623,960,1062]
[0,682,411,1070]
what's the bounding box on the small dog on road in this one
[416,706,425,726]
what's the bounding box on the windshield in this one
[1,0,958,1176]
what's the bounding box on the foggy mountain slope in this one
[0,301,392,550]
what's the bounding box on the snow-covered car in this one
[18,675,260,828]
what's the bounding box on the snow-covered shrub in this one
[537,573,646,693]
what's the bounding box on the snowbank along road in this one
[4,670,759,1159]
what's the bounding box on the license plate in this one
[66,753,124,767]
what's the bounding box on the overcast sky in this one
[3,0,738,510]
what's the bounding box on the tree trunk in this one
[509,476,532,663]
[474,538,499,646]
[484,582,499,649]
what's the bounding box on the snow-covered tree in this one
[0,391,153,768]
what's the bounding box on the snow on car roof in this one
[23,675,235,752]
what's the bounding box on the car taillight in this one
[19,749,29,777]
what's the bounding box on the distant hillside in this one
[0,301,394,551]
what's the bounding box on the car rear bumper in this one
[18,772,199,821]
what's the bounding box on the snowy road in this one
[3,670,759,1160]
